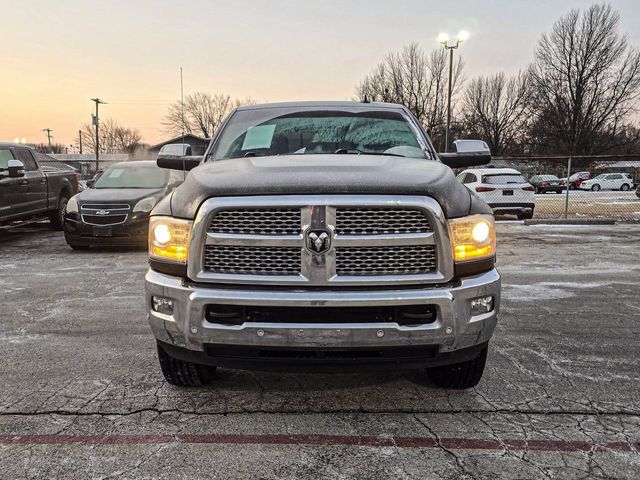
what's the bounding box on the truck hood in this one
[169,155,486,219]
[77,187,164,204]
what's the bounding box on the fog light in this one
[470,296,493,316]
[152,296,174,315]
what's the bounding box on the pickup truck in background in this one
[0,142,80,230]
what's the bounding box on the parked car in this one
[562,171,591,190]
[63,161,184,249]
[0,142,80,229]
[579,173,634,191]
[530,174,564,194]
[146,101,500,389]
[636,184,640,199]
[457,167,535,219]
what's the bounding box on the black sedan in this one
[529,175,564,194]
[63,161,184,249]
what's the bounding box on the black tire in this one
[569,183,576,190]
[157,342,214,387]
[621,184,630,191]
[428,345,488,389]
[591,184,601,191]
[69,243,89,251]
[48,195,69,230]
[517,211,534,220]
[535,187,542,194]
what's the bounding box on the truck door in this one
[13,148,48,215]
[0,147,22,220]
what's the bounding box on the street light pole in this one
[91,98,106,171]
[438,31,469,153]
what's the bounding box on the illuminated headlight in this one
[470,296,494,316]
[66,195,79,214]
[149,216,192,264]
[448,214,496,262]
[133,196,158,213]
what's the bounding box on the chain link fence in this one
[475,155,640,222]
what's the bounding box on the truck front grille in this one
[335,208,431,235]
[203,245,300,275]
[81,214,128,226]
[209,209,301,235]
[336,245,437,276]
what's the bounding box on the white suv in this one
[457,168,535,219]
[579,173,633,191]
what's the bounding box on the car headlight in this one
[448,214,496,262]
[148,216,192,264]
[133,196,158,213]
[66,195,79,214]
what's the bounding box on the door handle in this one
[20,180,29,186]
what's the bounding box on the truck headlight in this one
[133,196,158,213]
[448,214,496,262]
[149,216,192,264]
[66,196,79,214]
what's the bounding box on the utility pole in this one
[42,128,53,151]
[91,98,106,171]
[78,129,83,154]
[438,31,469,152]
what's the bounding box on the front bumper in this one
[145,268,501,370]
[64,214,149,246]
[488,203,534,215]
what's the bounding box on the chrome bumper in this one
[145,268,500,354]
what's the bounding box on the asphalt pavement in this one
[0,222,639,479]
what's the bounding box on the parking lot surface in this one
[0,223,639,479]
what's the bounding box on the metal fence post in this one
[563,156,572,219]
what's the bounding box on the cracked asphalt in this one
[0,222,639,479]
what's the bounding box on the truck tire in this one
[157,342,214,387]
[48,194,69,231]
[428,345,487,389]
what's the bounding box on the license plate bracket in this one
[503,190,514,196]
[93,226,112,237]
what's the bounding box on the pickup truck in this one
[145,101,501,389]
[0,143,79,229]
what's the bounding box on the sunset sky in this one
[2,0,639,147]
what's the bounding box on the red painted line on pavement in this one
[0,434,637,452]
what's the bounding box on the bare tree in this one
[529,3,640,155]
[462,72,531,155]
[162,92,254,138]
[356,43,464,149]
[76,118,142,154]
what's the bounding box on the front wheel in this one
[591,184,601,191]
[428,345,488,389]
[48,195,68,231]
[621,184,630,191]
[157,342,215,387]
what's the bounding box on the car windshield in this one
[93,164,168,189]
[482,174,527,184]
[209,107,430,160]
[539,175,559,180]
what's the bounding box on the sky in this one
[2,0,639,147]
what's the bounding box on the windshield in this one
[539,175,559,180]
[209,108,430,160]
[482,174,527,184]
[93,164,168,189]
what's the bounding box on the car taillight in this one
[522,185,535,191]
[475,186,496,192]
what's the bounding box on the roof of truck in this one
[235,101,407,111]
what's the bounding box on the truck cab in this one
[145,102,500,389]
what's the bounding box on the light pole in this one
[91,98,106,171]
[438,31,469,152]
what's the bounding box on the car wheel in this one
[428,345,488,389]
[48,195,69,231]
[68,243,89,251]
[157,342,215,387]
[621,184,630,191]
[591,184,601,191]
[569,183,576,190]
[535,187,542,194]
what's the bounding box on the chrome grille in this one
[79,203,130,226]
[204,245,300,275]
[82,214,127,226]
[336,246,437,276]
[209,209,301,235]
[81,204,131,211]
[335,208,430,235]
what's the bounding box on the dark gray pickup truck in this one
[146,101,500,389]
[0,142,79,229]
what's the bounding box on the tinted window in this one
[210,108,429,160]
[482,174,527,184]
[0,149,14,170]
[14,149,38,171]
[464,173,477,184]
[93,164,168,189]
[608,174,621,179]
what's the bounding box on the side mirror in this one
[8,159,25,178]
[86,179,95,188]
[439,140,491,169]
[157,155,203,171]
